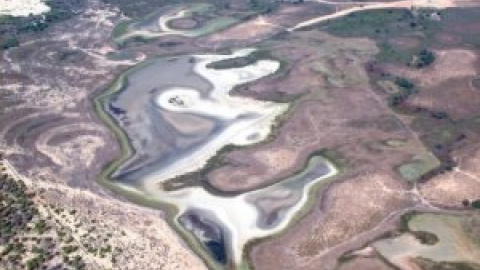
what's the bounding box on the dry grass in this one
[419,147,480,207]
[1,159,206,270]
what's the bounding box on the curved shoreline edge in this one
[91,54,341,270]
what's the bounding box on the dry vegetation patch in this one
[383,50,477,88]
[0,157,206,270]
[419,146,480,207]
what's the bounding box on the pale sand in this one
[144,48,289,186]
[0,0,50,16]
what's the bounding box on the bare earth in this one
[2,0,480,269]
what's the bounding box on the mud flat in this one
[105,48,289,186]
[94,49,338,268]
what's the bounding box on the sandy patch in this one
[0,0,50,16]
[386,49,477,88]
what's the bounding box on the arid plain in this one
[2,0,480,269]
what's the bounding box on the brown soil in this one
[338,257,394,270]
[407,76,480,120]
[419,146,480,207]
[251,172,413,270]
[207,32,427,192]
[383,50,477,89]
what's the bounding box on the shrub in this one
[395,77,415,90]
[472,200,480,209]
[0,37,19,50]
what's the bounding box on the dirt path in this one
[289,0,461,31]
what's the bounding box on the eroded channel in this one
[97,49,338,268]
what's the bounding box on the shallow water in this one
[102,49,337,266]
[116,4,238,43]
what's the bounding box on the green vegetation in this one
[33,220,48,234]
[99,0,186,18]
[112,20,130,38]
[397,153,441,182]
[324,8,480,184]
[206,50,273,69]
[248,0,277,12]
[0,157,123,269]
[394,77,414,90]
[324,9,438,39]
[114,3,245,45]
[409,49,436,68]
[411,231,439,245]
[102,0,277,18]
[322,8,443,67]
[376,42,413,64]
[62,245,79,254]
[376,213,480,270]
[26,257,42,270]
[473,200,480,209]
[388,77,416,107]
[0,170,36,244]
[0,36,19,49]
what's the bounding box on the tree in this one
[472,200,480,209]
[0,37,19,50]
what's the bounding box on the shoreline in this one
[91,50,340,270]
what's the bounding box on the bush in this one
[0,37,19,50]
[431,111,448,119]
[410,49,436,68]
[62,245,78,254]
[34,220,48,234]
[26,257,41,270]
[418,49,436,67]
[472,200,480,209]
[395,77,415,90]
[389,77,417,107]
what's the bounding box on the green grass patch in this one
[323,9,438,39]
[387,76,417,107]
[0,36,19,50]
[396,153,441,182]
[376,41,413,64]
[206,50,273,69]
[112,21,130,39]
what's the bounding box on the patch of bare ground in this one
[207,31,430,192]
[263,2,335,27]
[419,146,480,207]
[337,257,394,270]
[0,4,126,190]
[453,0,480,7]
[197,18,283,47]
[407,76,480,120]
[383,49,477,88]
